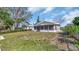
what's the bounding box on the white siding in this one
[40,30,60,32]
[33,29,61,32]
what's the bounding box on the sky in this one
[27,7,79,27]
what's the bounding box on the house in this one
[12,20,61,32]
[33,21,61,32]
[20,22,32,30]
[12,21,32,30]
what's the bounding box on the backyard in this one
[0,31,59,51]
[0,7,79,51]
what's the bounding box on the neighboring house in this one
[21,22,32,30]
[33,21,61,32]
[12,21,31,30]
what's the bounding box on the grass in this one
[0,31,59,51]
[74,40,79,49]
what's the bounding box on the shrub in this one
[14,28,25,32]
[73,17,79,25]
[63,25,79,37]
[0,28,26,35]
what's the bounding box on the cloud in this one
[45,19,53,22]
[42,7,54,14]
[51,10,66,17]
[61,11,66,14]
[28,7,42,13]
[28,7,55,15]
[61,9,79,26]
[64,7,74,11]
[63,9,79,22]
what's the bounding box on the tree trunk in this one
[15,22,19,29]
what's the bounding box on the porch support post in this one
[40,26,41,30]
[39,26,40,31]
[54,25,56,30]
[35,26,37,31]
[43,25,45,30]
[48,25,49,31]
[36,26,38,31]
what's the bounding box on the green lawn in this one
[0,31,59,51]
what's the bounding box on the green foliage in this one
[0,8,32,30]
[74,40,79,48]
[73,17,79,25]
[14,28,25,31]
[63,17,79,36]
[63,25,79,34]
[16,18,24,23]
[0,8,14,29]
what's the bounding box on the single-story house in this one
[12,21,61,32]
[33,21,61,32]
[12,21,32,30]
[20,22,32,30]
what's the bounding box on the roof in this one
[34,21,60,26]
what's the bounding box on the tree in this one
[0,8,14,30]
[9,7,32,29]
[63,16,79,37]
[73,17,79,25]
[37,16,40,23]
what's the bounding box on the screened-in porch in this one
[34,25,60,32]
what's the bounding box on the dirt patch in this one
[50,34,79,51]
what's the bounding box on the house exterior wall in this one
[34,29,60,32]
[40,30,60,32]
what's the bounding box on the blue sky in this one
[27,7,79,27]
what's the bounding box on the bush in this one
[63,25,79,37]
[14,28,25,32]
[73,17,79,25]
[0,28,26,35]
